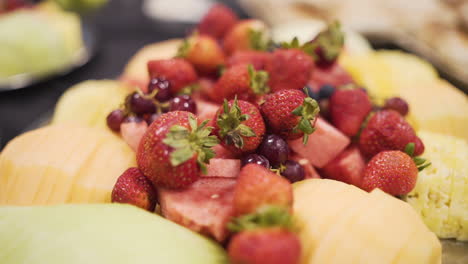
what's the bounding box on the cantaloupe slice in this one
[0,124,136,205]
[293,179,442,264]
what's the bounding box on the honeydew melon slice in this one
[0,204,228,264]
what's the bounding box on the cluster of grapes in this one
[242,134,305,183]
[106,77,197,132]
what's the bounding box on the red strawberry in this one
[361,151,414,195]
[213,98,265,153]
[197,4,239,40]
[329,87,372,137]
[228,228,301,264]
[158,177,237,241]
[261,89,320,142]
[227,206,300,264]
[214,64,270,103]
[233,164,293,215]
[227,50,272,70]
[111,167,157,211]
[359,110,424,158]
[178,34,225,75]
[266,49,314,92]
[308,64,354,91]
[137,111,219,189]
[147,58,198,94]
[223,19,269,55]
[321,146,366,187]
[308,21,345,68]
[197,77,218,101]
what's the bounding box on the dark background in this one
[0,0,246,150]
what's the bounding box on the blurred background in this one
[1,0,467,150]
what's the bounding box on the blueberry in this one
[318,84,335,100]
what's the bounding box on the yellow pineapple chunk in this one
[396,80,468,140]
[0,124,136,205]
[404,130,468,241]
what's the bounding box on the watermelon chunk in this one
[120,121,148,152]
[288,118,350,168]
[213,144,240,159]
[321,146,366,188]
[196,99,220,123]
[206,158,241,178]
[158,177,237,242]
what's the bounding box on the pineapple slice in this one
[52,80,131,130]
[0,124,136,205]
[339,52,395,104]
[375,50,438,86]
[396,80,468,140]
[342,50,467,139]
[404,130,468,241]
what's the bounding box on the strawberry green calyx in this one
[217,98,256,149]
[178,83,200,95]
[280,37,301,50]
[310,21,344,62]
[248,64,270,95]
[163,115,219,173]
[176,37,192,58]
[249,29,269,51]
[404,143,431,172]
[228,206,295,233]
[292,97,320,144]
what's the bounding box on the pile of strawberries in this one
[109,4,430,264]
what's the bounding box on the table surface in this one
[0,0,246,150]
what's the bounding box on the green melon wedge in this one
[0,204,228,264]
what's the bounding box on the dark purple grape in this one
[148,77,172,102]
[281,160,305,183]
[123,115,144,123]
[126,92,156,115]
[241,154,270,168]
[106,109,126,132]
[169,95,196,114]
[257,134,290,166]
[145,113,160,125]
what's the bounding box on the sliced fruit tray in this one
[1,4,467,264]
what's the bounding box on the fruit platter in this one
[1,4,467,264]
